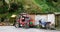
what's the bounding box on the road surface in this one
[0,26,60,32]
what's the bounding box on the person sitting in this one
[39,19,47,29]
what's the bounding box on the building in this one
[28,13,55,26]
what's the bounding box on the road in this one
[0,26,60,32]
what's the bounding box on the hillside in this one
[0,0,60,18]
[33,0,60,13]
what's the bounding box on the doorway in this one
[55,15,60,27]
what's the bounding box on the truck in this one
[14,13,34,28]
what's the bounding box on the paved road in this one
[0,26,60,32]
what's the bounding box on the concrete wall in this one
[35,15,47,25]
[47,14,55,24]
[35,14,55,25]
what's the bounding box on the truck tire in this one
[15,22,19,28]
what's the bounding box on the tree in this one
[9,3,19,12]
[0,0,8,14]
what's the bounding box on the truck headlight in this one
[20,24,22,26]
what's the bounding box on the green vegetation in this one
[0,0,60,18]
[0,0,24,18]
[34,0,60,13]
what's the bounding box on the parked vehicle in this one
[14,13,34,28]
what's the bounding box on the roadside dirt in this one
[0,22,11,26]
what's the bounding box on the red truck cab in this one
[15,13,34,28]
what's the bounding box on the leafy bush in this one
[0,5,8,14]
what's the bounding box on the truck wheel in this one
[25,24,29,28]
[15,22,19,28]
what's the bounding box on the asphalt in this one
[0,26,60,32]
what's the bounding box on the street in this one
[0,26,60,32]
